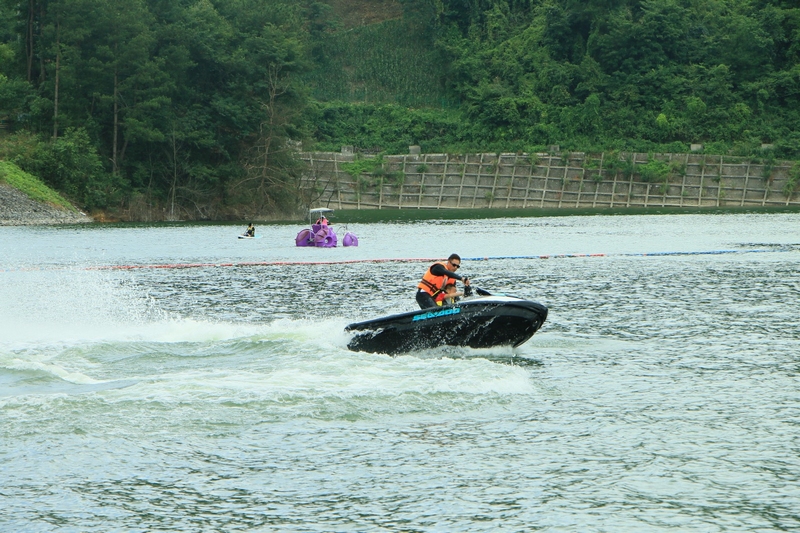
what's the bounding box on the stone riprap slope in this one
[0,184,92,225]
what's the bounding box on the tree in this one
[22,127,119,208]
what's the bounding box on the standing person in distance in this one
[416,253,471,309]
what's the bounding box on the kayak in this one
[345,293,548,355]
[238,234,262,239]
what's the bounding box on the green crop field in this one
[305,19,452,108]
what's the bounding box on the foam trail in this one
[0,268,166,348]
[4,358,102,384]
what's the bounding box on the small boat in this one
[296,207,358,248]
[345,289,548,355]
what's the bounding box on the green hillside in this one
[307,0,800,158]
[0,0,798,220]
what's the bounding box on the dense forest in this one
[0,0,798,219]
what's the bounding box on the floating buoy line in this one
[1,246,796,273]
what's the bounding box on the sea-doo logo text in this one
[412,307,461,322]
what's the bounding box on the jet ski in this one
[345,290,548,355]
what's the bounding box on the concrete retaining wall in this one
[299,151,800,210]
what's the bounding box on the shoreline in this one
[3,182,799,227]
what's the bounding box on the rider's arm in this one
[429,263,464,280]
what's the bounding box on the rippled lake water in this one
[2,213,799,532]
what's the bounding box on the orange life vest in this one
[417,261,450,298]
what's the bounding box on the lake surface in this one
[2,213,799,532]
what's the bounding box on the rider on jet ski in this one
[416,253,472,309]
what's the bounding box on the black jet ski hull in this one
[345,296,548,355]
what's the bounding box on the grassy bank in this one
[0,161,78,212]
